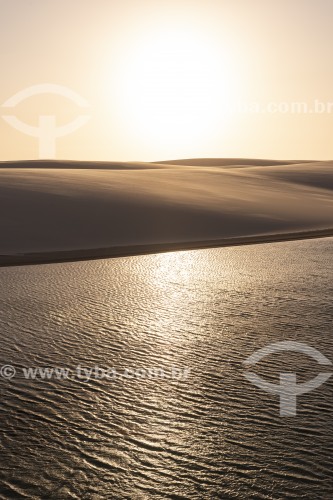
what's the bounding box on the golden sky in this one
[1,0,332,161]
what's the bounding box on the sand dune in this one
[153,158,314,167]
[0,159,332,265]
[0,159,174,170]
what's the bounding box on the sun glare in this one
[113,25,240,152]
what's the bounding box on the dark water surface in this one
[0,238,332,499]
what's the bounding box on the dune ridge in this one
[153,158,315,166]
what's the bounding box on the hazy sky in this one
[1,0,333,161]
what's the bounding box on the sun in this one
[112,25,240,153]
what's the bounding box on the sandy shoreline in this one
[1,228,332,268]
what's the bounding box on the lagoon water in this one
[0,239,332,499]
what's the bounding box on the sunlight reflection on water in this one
[0,238,332,498]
